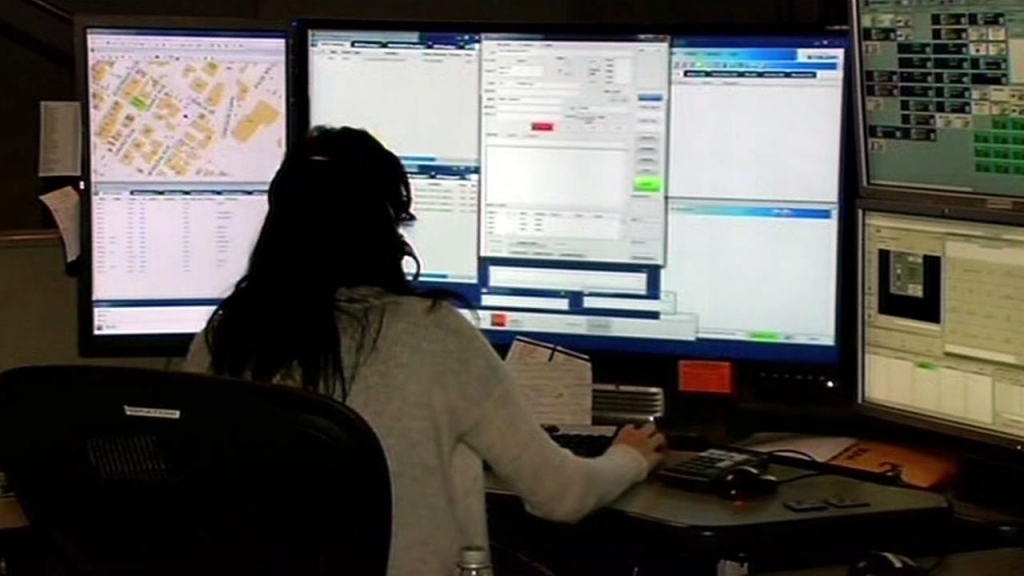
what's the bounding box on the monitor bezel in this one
[75,15,290,358]
[856,197,1024,451]
[847,1,1024,213]
[293,19,852,366]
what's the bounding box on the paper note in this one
[509,362,593,426]
[505,337,593,424]
[746,434,859,463]
[507,336,590,366]
[507,337,557,363]
[40,186,81,262]
[38,101,81,177]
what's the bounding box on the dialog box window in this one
[401,166,480,284]
[308,30,481,165]
[479,34,670,265]
[669,37,846,203]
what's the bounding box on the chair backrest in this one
[0,365,392,576]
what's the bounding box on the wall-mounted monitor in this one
[860,201,1024,448]
[77,17,288,356]
[851,0,1024,210]
[296,21,850,363]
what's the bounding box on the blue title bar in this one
[129,190,266,196]
[672,36,848,49]
[680,206,835,219]
[406,165,479,179]
[89,28,284,39]
[483,33,669,43]
[313,31,479,50]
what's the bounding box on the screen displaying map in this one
[86,29,287,183]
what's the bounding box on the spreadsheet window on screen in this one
[306,31,846,361]
[86,28,288,336]
[857,0,1024,197]
[863,212,1024,440]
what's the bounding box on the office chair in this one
[0,365,392,576]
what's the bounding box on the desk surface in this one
[612,471,947,530]
[0,497,27,531]
[488,453,949,532]
[766,548,1024,575]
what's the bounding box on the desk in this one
[488,454,951,574]
[765,548,1024,575]
[0,497,31,576]
[489,458,948,529]
[0,497,27,531]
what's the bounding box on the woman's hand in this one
[612,422,667,471]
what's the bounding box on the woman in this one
[184,127,666,576]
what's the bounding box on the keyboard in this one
[656,448,768,489]
[544,425,617,458]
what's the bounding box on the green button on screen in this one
[749,332,782,342]
[634,176,663,193]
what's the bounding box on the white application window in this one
[402,169,479,283]
[86,28,288,337]
[479,35,670,265]
[662,199,839,345]
[308,31,480,165]
[863,213,1024,440]
[95,305,219,335]
[91,185,268,301]
[668,43,845,202]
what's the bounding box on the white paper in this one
[507,337,557,363]
[507,336,590,366]
[745,434,859,463]
[38,101,81,177]
[40,186,81,262]
[507,360,593,426]
[506,337,593,425]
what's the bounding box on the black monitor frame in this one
[847,1,1024,214]
[856,197,1024,452]
[75,15,290,358]
[77,16,855,369]
[294,18,855,375]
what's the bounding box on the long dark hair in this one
[205,127,416,399]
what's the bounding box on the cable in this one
[924,555,947,575]
[778,471,824,485]
[762,449,823,484]
[765,448,820,462]
[22,0,72,23]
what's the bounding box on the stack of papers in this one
[505,337,593,426]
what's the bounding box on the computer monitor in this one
[77,18,288,355]
[298,23,849,363]
[860,204,1024,447]
[852,0,1024,200]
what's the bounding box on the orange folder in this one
[828,440,960,490]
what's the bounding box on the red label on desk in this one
[679,361,733,394]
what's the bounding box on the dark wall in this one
[0,0,848,232]
[0,0,257,232]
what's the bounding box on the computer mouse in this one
[714,465,778,501]
[847,552,927,576]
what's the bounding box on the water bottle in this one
[457,546,494,576]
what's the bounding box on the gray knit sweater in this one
[184,293,648,576]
